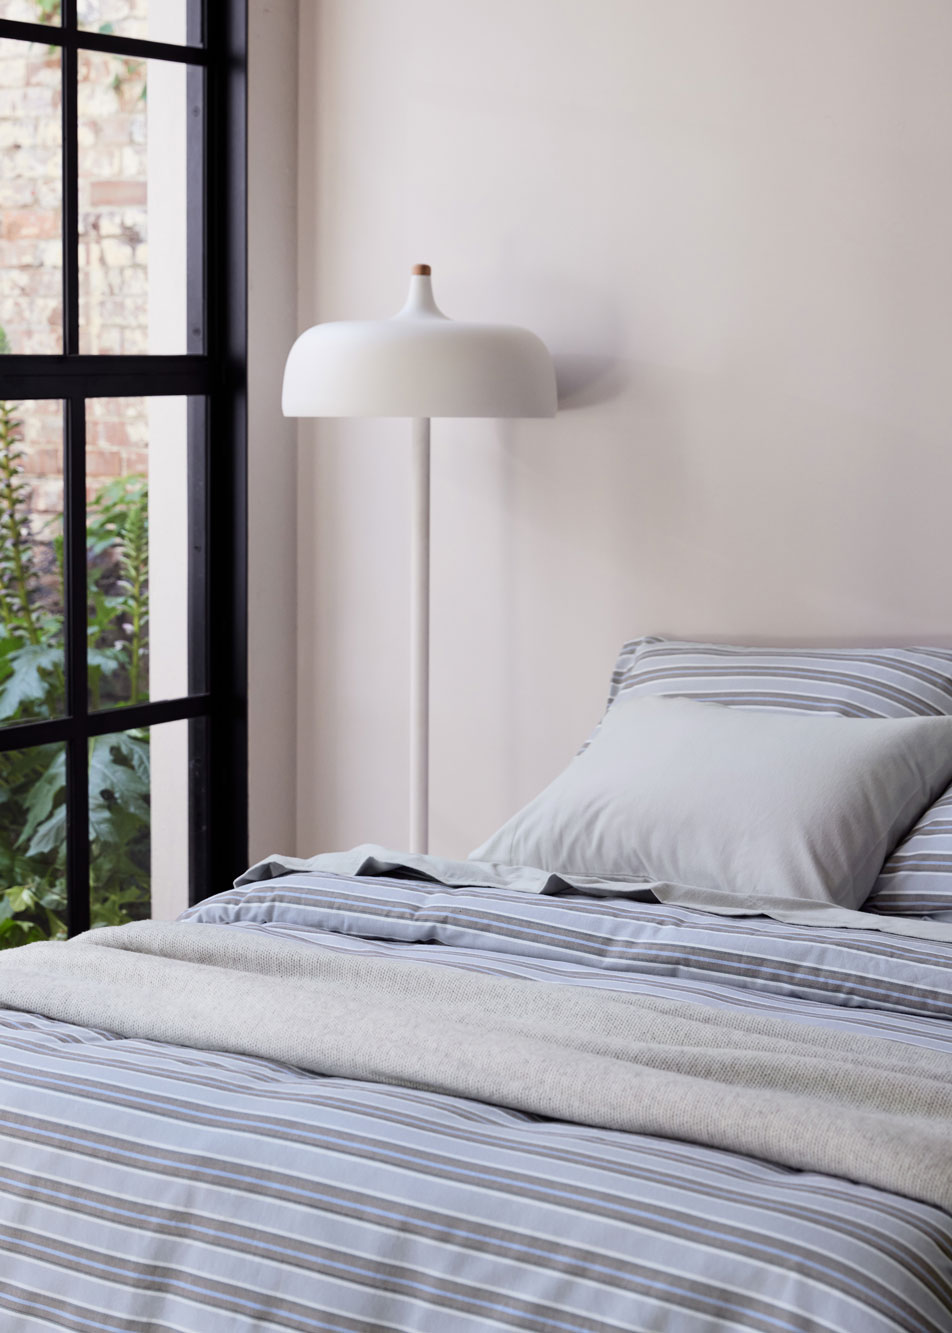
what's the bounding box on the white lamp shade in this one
[282,268,557,418]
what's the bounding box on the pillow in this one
[873,788,952,914]
[608,637,952,719]
[603,637,952,915]
[470,695,952,910]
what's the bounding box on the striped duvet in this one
[2,874,952,1332]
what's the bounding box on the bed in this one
[0,871,949,1332]
[1,637,951,1332]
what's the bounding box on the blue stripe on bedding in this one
[0,874,950,1332]
[183,872,952,1019]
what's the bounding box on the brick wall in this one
[0,0,150,527]
[0,25,61,357]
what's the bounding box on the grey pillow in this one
[470,696,952,909]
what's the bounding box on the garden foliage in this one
[0,395,151,948]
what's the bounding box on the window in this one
[0,0,246,944]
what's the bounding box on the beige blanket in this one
[1,920,950,1211]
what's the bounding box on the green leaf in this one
[88,647,121,676]
[0,921,48,949]
[6,885,36,915]
[39,881,66,911]
[111,731,150,787]
[0,919,29,945]
[88,733,151,848]
[0,642,61,721]
[92,882,148,927]
[24,800,66,858]
[18,748,65,849]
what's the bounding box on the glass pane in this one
[89,718,191,926]
[0,2,60,24]
[78,54,198,353]
[0,743,67,948]
[0,399,64,726]
[78,0,191,45]
[87,396,202,710]
[0,38,63,354]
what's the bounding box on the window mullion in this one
[63,395,89,936]
[61,1,79,356]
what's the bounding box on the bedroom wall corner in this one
[248,0,299,861]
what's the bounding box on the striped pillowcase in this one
[873,788,952,914]
[606,637,952,916]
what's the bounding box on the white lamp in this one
[283,264,557,852]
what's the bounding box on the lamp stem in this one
[409,416,430,853]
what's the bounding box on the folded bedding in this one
[1,870,952,1332]
[242,840,952,939]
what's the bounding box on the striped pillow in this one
[605,638,952,916]
[873,789,952,914]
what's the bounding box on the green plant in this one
[0,401,42,646]
[87,474,149,710]
[0,401,64,724]
[0,388,152,946]
[0,745,66,947]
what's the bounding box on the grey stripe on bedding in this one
[235,843,952,941]
[607,639,952,719]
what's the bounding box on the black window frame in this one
[0,0,248,924]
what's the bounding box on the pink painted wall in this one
[294,0,952,857]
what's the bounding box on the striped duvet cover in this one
[1,874,951,1333]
